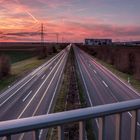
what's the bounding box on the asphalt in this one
[0,44,71,140]
[74,46,140,140]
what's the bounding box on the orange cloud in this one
[0,0,140,42]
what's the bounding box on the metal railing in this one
[0,99,140,140]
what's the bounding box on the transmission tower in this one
[39,23,46,58]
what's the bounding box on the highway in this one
[0,44,71,140]
[74,46,140,140]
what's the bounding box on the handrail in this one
[0,98,140,138]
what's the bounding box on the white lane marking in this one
[0,76,35,107]
[39,54,67,139]
[127,112,140,127]
[128,112,132,118]
[75,51,100,129]
[76,55,92,106]
[0,51,65,106]
[93,70,97,74]
[39,129,43,139]
[102,80,108,88]
[17,53,65,119]
[0,49,64,100]
[41,74,46,79]
[18,54,66,140]
[137,122,140,126]
[88,53,140,97]
[22,91,32,102]
[78,48,140,129]
[19,46,70,140]
[0,76,30,99]
[32,55,66,116]
[30,50,64,76]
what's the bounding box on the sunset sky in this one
[0,0,140,42]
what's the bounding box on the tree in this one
[0,55,11,78]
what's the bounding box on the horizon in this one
[0,0,140,42]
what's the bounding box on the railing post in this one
[98,117,105,140]
[79,121,85,140]
[58,125,64,140]
[130,110,137,140]
[115,113,122,140]
[6,135,11,140]
[34,129,40,140]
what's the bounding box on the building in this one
[85,38,112,46]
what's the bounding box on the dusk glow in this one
[0,0,140,42]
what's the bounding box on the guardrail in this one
[0,99,140,140]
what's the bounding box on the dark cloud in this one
[5,32,40,37]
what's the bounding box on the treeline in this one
[38,43,69,59]
[0,55,11,79]
[0,43,68,79]
[79,45,140,80]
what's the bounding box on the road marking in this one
[50,66,52,70]
[0,51,65,106]
[102,80,108,87]
[0,76,35,107]
[127,112,140,127]
[39,129,43,139]
[39,54,67,139]
[0,49,64,100]
[41,74,46,79]
[93,70,97,74]
[76,55,92,106]
[128,112,132,118]
[75,51,100,129]
[137,122,140,126]
[18,54,65,140]
[22,91,32,102]
[17,53,65,119]
[88,54,140,97]
[18,46,69,140]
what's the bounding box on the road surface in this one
[74,46,140,140]
[0,44,71,140]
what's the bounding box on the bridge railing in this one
[0,99,140,140]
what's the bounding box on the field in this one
[0,51,36,63]
[0,42,69,63]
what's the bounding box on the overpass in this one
[0,99,139,140]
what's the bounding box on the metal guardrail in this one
[0,99,140,140]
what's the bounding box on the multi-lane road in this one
[74,46,140,140]
[0,44,140,140]
[0,45,71,140]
